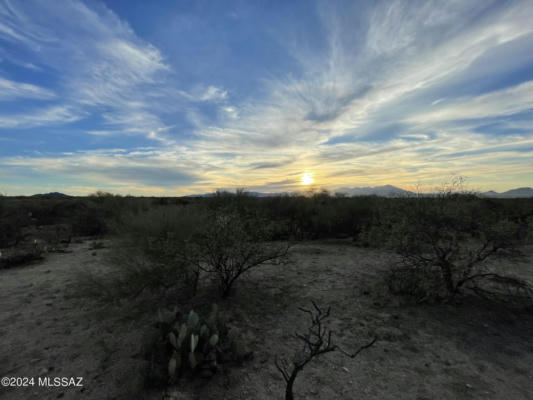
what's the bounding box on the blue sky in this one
[0,0,532,195]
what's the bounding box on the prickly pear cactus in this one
[154,303,250,384]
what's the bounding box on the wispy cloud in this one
[408,80,533,124]
[1,0,533,194]
[0,77,55,100]
[178,85,228,102]
[3,148,200,188]
[0,0,56,48]
[0,0,173,141]
[175,0,533,191]
[0,105,84,128]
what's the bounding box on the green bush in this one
[188,208,290,297]
[77,205,207,301]
[386,192,532,303]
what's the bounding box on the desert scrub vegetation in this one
[384,186,533,304]
[0,199,30,248]
[188,207,290,297]
[0,240,45,269]
[0,195,45,268]
[259,191,376,240]
[77,204,207,301]
[0,194,117,255]
[79,199,290,300]
[147,304,250,386]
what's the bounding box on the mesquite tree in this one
[190,209,290,297]
[387,183,532,303]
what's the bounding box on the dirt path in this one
[1,240,532,400]
[0,241,149,400]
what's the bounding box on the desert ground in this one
[1,238,532,400]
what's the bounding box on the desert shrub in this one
[0,241,44,269]
[258,192,377,240]
[75,251,187,301]
[354,197,394,247]
[0,219,21,248]
[70,206,108,236]
[189,190,382,241]
[467,273,533,307]
[77,205,207,301]
[147,304,250,386]
[0,197,104,239]
[0,206,31,248]
[81,191,152,236]
[206,188,257,212]
[118,204,207,278]
[26,198,73,225]
[386,189,532,303]
[188,208,290,297]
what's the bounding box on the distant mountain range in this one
[187,191,281,198]
[479,187,533,198]
[31,192,71,198]
[185,185,415,198]
[336,185,533,198]
[187,185,533,198]
[30,186,533,198]
[337,186,533,198]
[335,185,413,197]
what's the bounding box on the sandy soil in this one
[1,240,532,400]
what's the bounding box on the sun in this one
[301,172,314,186]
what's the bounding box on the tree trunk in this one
[440,261,456,297]
[285,371,298,400]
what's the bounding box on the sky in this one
[0,0,532,196]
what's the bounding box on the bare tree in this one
[275,301,376,400]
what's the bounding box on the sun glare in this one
[301,172,314,186]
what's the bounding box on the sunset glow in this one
[301,172,314,186]
[0,1,532,195]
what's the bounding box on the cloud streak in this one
[0,105,84,128]
[0,77,55,100]
[0,0,173,141]
[1,0,533,194]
